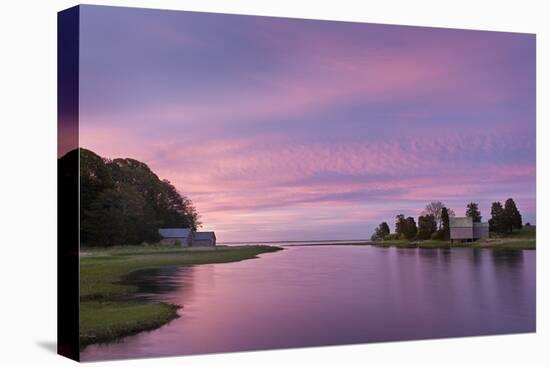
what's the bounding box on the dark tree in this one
[395,214,406,236]
[465,202,482,223]
[380,222,391,237]
[441,207,451,240]
[79,149,114,243]
[81,185,147,246]
[417,214,437,240]
[371,221,391,241]
[489,202,506,234]
[405,217,418,241]
[76,148,202,246]
[504,198,522,233]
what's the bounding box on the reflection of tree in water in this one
[438,248,451,263]
[470,248,483,265]
[491,250,524,269]
[416,248,451,264]
[119,266,196,303]
[491,250,529,316]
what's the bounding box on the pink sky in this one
[76,6,535,242]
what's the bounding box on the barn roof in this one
[194,231,216,240]
[159,228,192,238]
[450,217,473,227]
[473,222,489,228]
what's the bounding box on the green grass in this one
[80,245,282,347]
[80,301,181,345]
[371,226,536,250]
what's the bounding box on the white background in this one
[0,0,548,365]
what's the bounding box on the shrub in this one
[384,233,400,241]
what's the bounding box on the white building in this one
[450,217,489,242]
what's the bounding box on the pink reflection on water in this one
[81,246,535,361]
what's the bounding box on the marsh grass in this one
[80,245,282,347]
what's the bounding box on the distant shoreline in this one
[221,227,535,250]
[280,242,372,247]
[219,239,371,246]
[219,239,535,250]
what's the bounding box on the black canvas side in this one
[57,5,80,362]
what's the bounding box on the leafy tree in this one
[465,202,482,223]
[74,148,202,246]
[417,214,437,240]
[422,201,455,229]
[405,217,418,240]
[371,221,391,241]
[504,198,522,233]
[381,222,390,236]
[79,149,114,243]
[395,214,418,240]
[157,180,201,230]
[395,214,406,236]
[81,185,147,246]
[489,202,506,234]
[441,207,451,240]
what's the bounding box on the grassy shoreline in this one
[80,245,283,347]
[370,238,535,250]
[371,227,536,250]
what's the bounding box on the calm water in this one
[81,246,536,361]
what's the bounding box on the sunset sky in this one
[78,5,536,242]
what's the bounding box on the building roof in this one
[159,228,192,238]
[194,231,216,240]
[450,217,473,227]
[473,222,489,228]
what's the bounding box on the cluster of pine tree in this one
[417,214,438,240]
[371,222,390,241]
[371,202,453,242]
[395,214,418,241]
[489,198,522,234]
[371,198,523,242]
[60,148,201,247]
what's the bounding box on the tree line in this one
[489,199,522,234]
[371,199,523,242]
[61,148,201,247]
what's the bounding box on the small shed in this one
[450,217,489,242]
[159,228,192,246]
[473,222,489,240]
[450,217,473,241]
[192,232,217,247]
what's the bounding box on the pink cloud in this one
[82,25,520,134]
[78,18,534,241]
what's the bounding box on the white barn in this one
[450,217,489,243]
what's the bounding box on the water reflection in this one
[119,266,196,303]
[82,246,535,361]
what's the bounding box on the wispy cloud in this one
[79,7,535,241]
